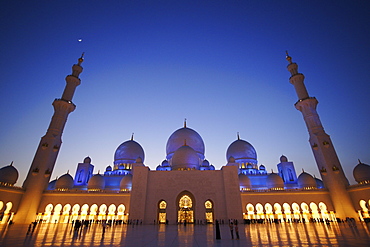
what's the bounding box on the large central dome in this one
[166,126,205,160]
[226,139,257,165]
[114,139,145,165]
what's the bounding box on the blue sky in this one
[0,1,369,185]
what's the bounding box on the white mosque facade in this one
[0,54,369,225]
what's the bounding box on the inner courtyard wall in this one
[130,166,242,224]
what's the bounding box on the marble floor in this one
[0,221,369,246]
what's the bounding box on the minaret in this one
[286,52,356,219]
[15,55,84,223]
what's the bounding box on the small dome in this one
[297,172,317,188]
[266,173,284,189]
[280,155,288,163]
[55,173,74,190]
[226,139,257,165]
[209,165,215,170]
[119,174,133,190]
[353,161,370,184]
[228,156,236,163]
[87,174,105,190]
[166,126,205,160]
[0,163,19,185]
[47,178,57,190]
[161,160,170,167]
[247,163,253,169]
[105,166,112,172]
[202,159,210,167]
[171,145,200,170]
[239,174,251,189]
[84,156,91,164]
[135,157,143,163]
[315,177,324,188]
[114,140,145,165]
[259,164,266,170]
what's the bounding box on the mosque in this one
[0,54,369,225]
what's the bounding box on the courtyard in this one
[0,221,369,246]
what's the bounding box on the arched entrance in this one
[205,200,214,223]
[158,200,167,224]
[177,192,194,224]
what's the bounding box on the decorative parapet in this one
[240,188,327,193]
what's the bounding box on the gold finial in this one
[131,133,134,141]
[184,139,187,146]
[184,118,187,128]
[302,168,305,173]
[78,52,84,65]
[237,132,240,140]
[285,50,292,64]
[67,170,69,174]
[10,161,14,166]
[358,159,362,164]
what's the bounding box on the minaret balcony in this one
[312,143,318,150]
[32,168,40,176]
[320,167,327,175]
[44,169,51,177]
[53,98,76,113]
[332,166,340,174]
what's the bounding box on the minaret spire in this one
[15,55,84,223]
[285,50,293,64]
[184,118,187,128]
[131,133,134,141]
[286,53,356,219]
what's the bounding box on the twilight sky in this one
[0,1,369,185]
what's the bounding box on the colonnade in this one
[0,201,13,224]
[358,199,370,221]
[244,201,335,222]
[37,203,127,223]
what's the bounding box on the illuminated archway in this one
[80,204,89,220]
[117,204,126,221]
[89,204,98,221]
[292,202,301,220]
[359,200,369,218]
[256,203,264,219]
[51,204,62,223]
[246,203,255,219]
[274,203,283,220]
[310,202,320,219]
[318,202,329,219]
[283,203,292,221]
[107,204,116,220]
[158,200,167,224]
[0,202,13,224]
[177,192,194,224]
[71,204,80,221]
[61,204,71,223]
[205,200,214,223]
[98,204,107,220]
[301,202,310,222]
[43,204,53,223]
[4,202,12,214]
[264,203,273,220]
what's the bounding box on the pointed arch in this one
[158,200,167,224]
[177,191,195,224]
[51,203,62,223]
[205,199,214,223]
